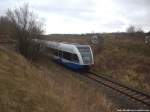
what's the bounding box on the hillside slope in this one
[0,48,64,112]
[46,34,150,94]
[94,37,150,94]
[0,48,116,112]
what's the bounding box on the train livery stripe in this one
[63,62,84,69]
[55,58,84,69]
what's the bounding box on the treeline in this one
[0,4,44,59]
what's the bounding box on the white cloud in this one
[0,0,150,33]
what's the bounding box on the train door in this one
[58,50,63,58]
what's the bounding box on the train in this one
[34,39,94,70]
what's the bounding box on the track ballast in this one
[84,71,150,107]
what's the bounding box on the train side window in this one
[54,49,58,56]
[72,54,79,63]
[58,50,63,57]
[62,51,72,61]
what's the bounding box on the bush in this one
[6,4,44,59]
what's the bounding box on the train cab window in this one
[77,46,92,64]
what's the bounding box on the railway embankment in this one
[0,48,116,112]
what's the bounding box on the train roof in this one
[44,41,91,53]
[45,41,89,47]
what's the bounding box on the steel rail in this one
[85,71,150,107]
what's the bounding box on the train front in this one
[76,45,94,69]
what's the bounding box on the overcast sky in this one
[0,0,150,34]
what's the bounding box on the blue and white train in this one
[35,39,94,70]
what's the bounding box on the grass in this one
[0,47,116,112]
[1,33,148,111]
[94,36,150,94]
[46,33,150,94]
[34,55,117,112]
[0,48,64,112]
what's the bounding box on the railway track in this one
[85,71,150,107]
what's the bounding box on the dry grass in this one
[0,48,64,112]
[94,36,150,94]
[0,48,116,112]
[45,34,150,94]
[1,33,148,112]
[34,55,117,112]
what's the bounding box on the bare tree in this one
[6,4,44,58]
[0,16,11,34]
[126,25,135,33]
[147,31,150,35]
[136,27,144,34]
